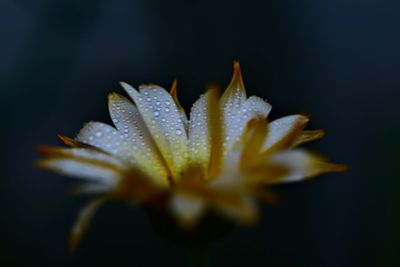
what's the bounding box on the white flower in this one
[37,62,347,249]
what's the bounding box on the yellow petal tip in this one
[229,60,245,91]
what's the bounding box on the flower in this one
[37,62,347,250]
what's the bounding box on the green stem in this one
[188,244,211,267]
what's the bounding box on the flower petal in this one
[37,158,120,186]
[169,79,189,131]
[38,146,127,169]
[240,118,268,169]
[76,121,137,165]
[266,149,348,184]
[108,93,169,186]
[207,87,224,178]
[224,96,271,153]
[188,93,210,172]
[214,194,258,224]
[121,82,188,181]
[292,129,325,147]
[219,62,247,151]
[261,115,309,153]
[170,193,206,227]
[69,198,106,251]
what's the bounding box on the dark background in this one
[1,0,399,266]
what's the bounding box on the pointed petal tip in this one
[170,79,178,95]
[169,79,184,110]
[229,60,245,90]
[120,81,137,92]
[58,134,73,145]
[330,163,349,172]
[119,81,129,87]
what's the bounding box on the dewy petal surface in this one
[108,93,169,186]
[188,93,210,172]
[219,62,247,154]
[224,96,271,152]
[76,121,137,165]
[121,82,188,181]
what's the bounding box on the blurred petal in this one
[262,115,309,153]
[73,183,112,195]
[69,198,106,251]
[37,158,120,186]
[76,121,137,165]
[108,93,169,186]
[292,129,325,147]
[214,194,258,224]
[170,193,206,227]
[121,82,188,181]
[240,118,268,169]
[266,149,348,184]
[38,146,127,169]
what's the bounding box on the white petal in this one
[224,96,271,152]
[121,82,188,179]
[262,115,308,152]
[214,194,258,224]
[39,158,120,186]
[188,93,210,170]
[267,149,345,183]
[108,93,169,186]
[56,147,127,169]
[170,193,206,226]
[76,121,137,165]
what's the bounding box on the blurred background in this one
[1,0,399,266]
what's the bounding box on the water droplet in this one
[176,129,183,136]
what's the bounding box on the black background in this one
[1,0,399,266]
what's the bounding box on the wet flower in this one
[37,62,346,250]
